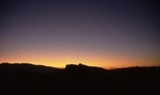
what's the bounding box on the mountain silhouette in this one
[0,62,61,74]
[0,62,159,95]
[65,63,106,73]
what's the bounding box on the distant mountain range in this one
[0,62,160,74]
[0,62,160,95]
[0,62,105,73]
[1,62,159,73]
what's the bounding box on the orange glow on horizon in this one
[0,51,159,69]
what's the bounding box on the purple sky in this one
[1,0,160,68]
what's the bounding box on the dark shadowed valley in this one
[0,63,160,95]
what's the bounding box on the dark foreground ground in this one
[0,63,159,95]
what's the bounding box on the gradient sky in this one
[1,0,160,68]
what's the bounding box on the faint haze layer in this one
[1,0,160,68]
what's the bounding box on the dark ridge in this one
[0,62,160,95]
[0,62,61,74]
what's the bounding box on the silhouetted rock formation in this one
[0,62,160,95]
[65,63,105,71]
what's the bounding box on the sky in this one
[1,0,160,68]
